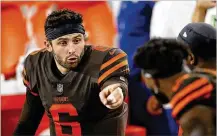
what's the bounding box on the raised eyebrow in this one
[57,38,69,41]
[73,35,82,39]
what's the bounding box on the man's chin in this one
[64,60,80,69]
[69,62,78,69]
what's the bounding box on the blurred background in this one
[1,1,216,136]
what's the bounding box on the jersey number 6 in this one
[50,104,81,136]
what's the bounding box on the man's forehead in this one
[57,33,83,40]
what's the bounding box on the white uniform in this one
[150,1,196,38]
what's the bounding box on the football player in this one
[14,9,129,136]
[134,38,216,136]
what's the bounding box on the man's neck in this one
[54,60,69,75]
[158,72,186,100]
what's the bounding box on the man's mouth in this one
[67,57,78,63]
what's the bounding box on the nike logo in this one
[183,32,187,38]
[109,49,116,55]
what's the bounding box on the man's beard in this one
[52,51,81,69]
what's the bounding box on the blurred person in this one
[177,22,216,136]
[1,2,29,79]
[117,1,155,70]
[192,0,216,27]
[134,38,216,136]
[13,9,129,136]
[204,6,216,27]
[151,1,216,39]
[177,22,216,72]
[150,1,196,38]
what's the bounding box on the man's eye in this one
[59,41,67,45]
[74,39,81,44]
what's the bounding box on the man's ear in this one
[188,53,195,65]
[44,40,52,52]
[84,33,88,41]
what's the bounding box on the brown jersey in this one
[170,68,216,121]
[14,45,129,136]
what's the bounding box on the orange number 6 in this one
[49,104,81,136]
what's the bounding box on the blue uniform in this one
[128,69,178,135]
[163,106,179,135]
[118,1,155,70]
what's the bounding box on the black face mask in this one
[141,71,170,105]
[151,89,169,104]
[150,87,170,105]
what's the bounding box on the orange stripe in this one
[178,126,183,136]
[30,91,39,96]
[22,77,38,96]
[172,74,190,92]
[170,78,208,107]
[21,72,30,88]
[100,53,126,70]
[172,84,213,118]
[23,78,30,88]
[98,60,128,84]
[21,71,39,96]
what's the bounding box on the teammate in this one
[134,38,216,136]
[128,69,175,135]
[177,22,216,136]
[177,22,216,72]
[14,9,129,136]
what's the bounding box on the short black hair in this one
[44,9,83,31]
[134,38,191,78]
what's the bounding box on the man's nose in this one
[68,43,76,54]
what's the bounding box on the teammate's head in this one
[134,38,193,104]
[177,22,216,68]
[44,9,86,70]
[134,38,192,78]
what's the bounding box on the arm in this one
[179,105,215,136]
[192,0,216,23]
[13,91,45,135]
[13,54,45,135]
[98,48,130,109]
[192,6,207,23]
[101,76,128,99]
